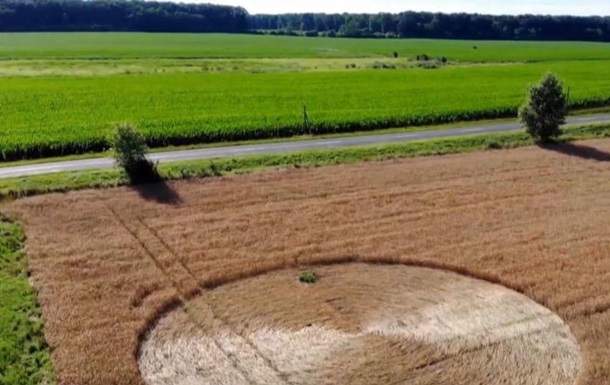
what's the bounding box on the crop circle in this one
[138,263,580,385]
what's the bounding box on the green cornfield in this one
[0,33,609,161]
[1,60,609,160]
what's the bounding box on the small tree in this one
[111,124,159,184]
[519,72,568,143]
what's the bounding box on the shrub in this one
[485,139,502,150]
[111,123,159,184]
[519,72,568,143]
[299,271,318,284]
[418,62,440,70]
[372,62,396,70]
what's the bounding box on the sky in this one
[184,1,609,16]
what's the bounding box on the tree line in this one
[0,0,608,42]
[249,12,610,41]
[0,0,248,32]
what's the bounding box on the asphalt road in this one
[1,114,610,179]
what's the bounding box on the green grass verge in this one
[0,58,524,78]
[1,123,609,201]
[0,215,54,385]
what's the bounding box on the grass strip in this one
[1,123,609,201]
[0,215,54,385]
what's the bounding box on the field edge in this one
[0,214,55,385]
[1,122,609,202]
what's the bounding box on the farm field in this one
[6,138,610,385]
[0,33,609,161]
[2,33,610,61]
[1,59,610,160]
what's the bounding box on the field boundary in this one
[2,113,610,179]
[0,215,54,385]
[0,122,609,202]
[3,101,610,162]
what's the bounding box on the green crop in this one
[1,33,610,62]
[0,60,609,160]
[0,34,609,161]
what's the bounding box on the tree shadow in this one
[124,159,182,205]
[131,181,182,205]
[539,142,610,162]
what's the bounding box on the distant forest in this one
[0,0,609,42]
[0,0,249,32]
[250,13,610,42]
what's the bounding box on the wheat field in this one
[139,264,580,385]
[6,139,610,385]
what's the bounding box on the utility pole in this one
[303,105,310,134]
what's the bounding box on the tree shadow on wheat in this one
[538,142,610,162]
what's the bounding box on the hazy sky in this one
[184,1,609,16]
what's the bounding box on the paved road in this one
[1,114,610,179]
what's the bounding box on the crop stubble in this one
[6,139,610,384]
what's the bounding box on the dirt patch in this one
[6,139,610,385]
[139,264,580,385]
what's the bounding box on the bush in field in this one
[418,62,440,70]
[111,124,159,184]
[299,271,318,284]
[519,73,568,143]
